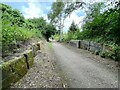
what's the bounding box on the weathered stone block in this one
[80,40,90,50]
[31,43,36,57]
[2,60,13,80]
[2,72,19,88]
[32,43,39,57]
[1,45,37,89]
[1,41,42,89]
[24,50,34,68]
[69,40,80,48]
[1,59,21,89]
[12,56,28,77]
[89,42,103,53]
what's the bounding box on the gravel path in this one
[52,42,118,88]
[11,41,68,88]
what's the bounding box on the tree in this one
[82,2,105,37]
[1,3,25,27]
[27,17,57,41]
[48,0,65,41]
[26,17,46,31]
[69,21,78,33]
[1,3,42,55]
[44,24,56,41]
[83,2,105,23]
[64,1,85,17]
[48,0,85,41]
[81,1,120,44]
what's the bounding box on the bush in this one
[1,3,42,56]
[62,29,80,42]
[53,34,60,41]
[2,24,42,55]
[100,44,120,61]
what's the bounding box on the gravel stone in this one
[10,41,68,88]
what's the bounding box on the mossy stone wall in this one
[69,40,119,61]
[1,42,41,89]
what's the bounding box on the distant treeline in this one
[1,3,56,56]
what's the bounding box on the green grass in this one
[48,42,52,50]
[2,24,42,55]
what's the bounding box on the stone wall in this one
[0,41,41,89]
[89,42,103,53]
[80,40,90,50]
[69,40,120,60]
[69,40,80,48]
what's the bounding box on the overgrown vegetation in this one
[59,1,120,45]
[53,1,120,60]
[1,3,56,57]
[1,0,120,60]
[81,1,120,45]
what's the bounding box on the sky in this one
[1,0,106,33]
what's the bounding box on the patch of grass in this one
[48,42,52,50]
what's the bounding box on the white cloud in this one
[63,0,107,33]
[22,2,41,19]
[22,0,106,33]
[22,2,49,20]
[63,11,85,33]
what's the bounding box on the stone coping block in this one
[89,42,103,53]
[37,42,41,50]
[23,50,34,69]
[31,43,40,57]
[69,40,119,61]
[1,41,41,89]
[69,40,80,48]
[12,56,28,77]
[80,40,90,50]
[1,55,28,89]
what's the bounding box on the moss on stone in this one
[12,56,28,77]
[2,60,14,80]
[32,44,38,57]
[2,72,19,89]
[24,50,34,68]
[1,42,41,89]
[2,55,29,89]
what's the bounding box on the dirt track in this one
[52,42,118,88]
[11,41,68,88]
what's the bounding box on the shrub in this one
[2,24,42,55]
